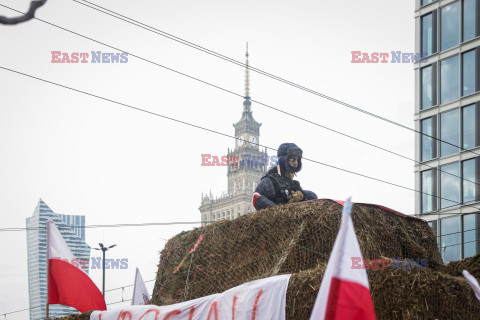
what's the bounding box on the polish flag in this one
[310,198,376,320]
[131,268,150,305]
[47,220,106,312]
[462,270,480,302]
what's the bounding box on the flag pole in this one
[46,220,50,320]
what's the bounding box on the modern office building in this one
[199,47,268,225]
[26,199,91,320]
[414,0,480,262]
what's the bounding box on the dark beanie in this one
[277,143,303,173]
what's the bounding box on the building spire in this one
[243,42,252,112]
[245,42,250,98]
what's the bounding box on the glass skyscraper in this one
[415,0,480,262]
[26,199,91,320]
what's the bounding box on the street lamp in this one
[93,243,116,297]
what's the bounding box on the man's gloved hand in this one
[288,190,304,203]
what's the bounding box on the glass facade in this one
[420,105,478,158]
[440,109,460,156]
[440,162,460,209]
[440,216,461,262]
[421,65,435,109]
[463,214,477,258]
[463,50,476,96]
[435,214,478,262]
[464,0,477,41]
[463,104,477,149]
[441,55,460,104]
[463,158,477,203]
[26,199,91,320]
[422,170,435,213]
[421,117,435,161]
[422,13,435,56]
[417,0,480,263]
[441,1,461,51]
[421,158,480,212]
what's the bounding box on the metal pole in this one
[46,222,50,320]
[102,248,106,297]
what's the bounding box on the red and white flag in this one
[463,270,480,302]
[47,220,106,312]
[132,268,150,305]
[310,198,376,320]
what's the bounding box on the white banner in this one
[91,274,291,320]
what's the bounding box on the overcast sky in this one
[0,0,415,317]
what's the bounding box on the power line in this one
[2,66,480,215]
[70,0,480,161]
[1,3,478,172]
[106,298,132,306]
[105,279,155,293]
[0,220,208,232]
[67,0,480,190]
[434,226,480,238]
[2,3,478,200]
[2,306,40,316]
[2,293,140,317]
[1,209,478,232]
[414,210,480,217]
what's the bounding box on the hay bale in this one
[59,200,480,320]
[286,263,480,320]
[443,253,480,279]
[58,311,93,320]
[151,199,442,306]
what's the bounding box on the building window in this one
[422,0,436,5]
[463,50,476,96]
[440,162,460,209]
[463,0,477,41]
[422,169,436,213]
[463,158,478,203]
[441,55,460,104]
[463,214,478,258]
[435,214,479,262]
[441,1,461,51]
[421,117,436,161]
[422,12,436,56]
[462,104,477,149]
[440,109,460,157]
[440,216,461,262]
[421,65,436,109]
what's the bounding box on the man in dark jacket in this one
[252,143,317,210]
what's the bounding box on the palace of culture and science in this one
[199,47,268,225]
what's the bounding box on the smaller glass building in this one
[26,199,91,320]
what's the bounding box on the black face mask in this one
[285,147,303,173]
